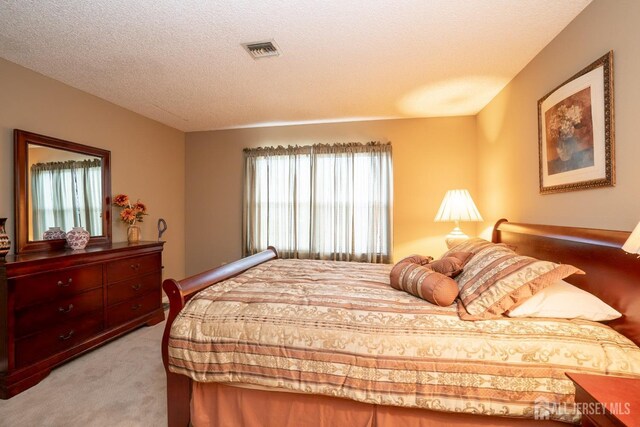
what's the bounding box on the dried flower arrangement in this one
[113,194,148,225]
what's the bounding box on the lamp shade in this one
[434,189,483,223]
[622,221,640,254]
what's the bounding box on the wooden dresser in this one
[0,241,164,398]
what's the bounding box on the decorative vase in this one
[66,227,90,250]
[43,226,67,240]
[127,225,141,243]
[0,218,10,260]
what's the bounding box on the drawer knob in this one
[59,330,75,340]
[131,283,142,291]
[130,263,141,271]
[58,304,74,313]
[57,278,73,287]
[131,303,143,311]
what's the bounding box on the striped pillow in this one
[455,244,584,320]
[390,262,459,306]
[442,237,507,259]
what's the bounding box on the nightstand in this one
[566,373,640,427]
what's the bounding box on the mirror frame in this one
[14,129,112,254]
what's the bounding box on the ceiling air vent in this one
[242,40,281,59]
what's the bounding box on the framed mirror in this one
[14,130,112,253]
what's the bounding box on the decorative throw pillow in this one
[507,279,621,321]
[455,244,584,320]
[390,262,459,306]
[429,251,474,277]
[441,238,493,257]
[396,254,433,266]
[441,238,515,260]
[396,252,472,277]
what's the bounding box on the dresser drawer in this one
[13,264,103,309]
[15,289,104,339]
[107,271,161,306]
[106,254,161,283]
[15,312,103,368]
[106,290,162,329]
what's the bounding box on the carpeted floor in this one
[0,320,167,426]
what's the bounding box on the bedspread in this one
[168,259,640,424]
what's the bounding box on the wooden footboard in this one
[161,247,278,427]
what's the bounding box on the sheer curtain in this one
[75,160,103,235]
[32,162,75,239]
[243,142,392,263]
[31,159,102,239]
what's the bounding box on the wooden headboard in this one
[492,219,640,347]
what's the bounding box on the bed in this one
[161,219,640,426]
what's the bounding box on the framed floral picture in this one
[538,51,614,194]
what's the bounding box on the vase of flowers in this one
[127,225,141,243]
[113,194,148,243]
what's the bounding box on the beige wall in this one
[8,0,630,281]
[477,0,640,236]
[185,117,477,275]
[0,58,186,280]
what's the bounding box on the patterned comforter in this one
[168,259,640,423]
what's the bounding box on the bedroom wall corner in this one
[184,116,478,275]
[476,0,640,235]
[0,57,186,280]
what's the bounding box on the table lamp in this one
[622,221,640,256]
[434,189,483,249]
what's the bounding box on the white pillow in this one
[507,279,621,321]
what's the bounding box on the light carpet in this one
[0,320,167,426]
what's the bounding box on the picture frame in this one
[538,51,614,194]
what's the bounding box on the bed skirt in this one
[190,382,569,427]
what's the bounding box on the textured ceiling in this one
[0,0,591,132]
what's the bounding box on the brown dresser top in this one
[1,241,164,277]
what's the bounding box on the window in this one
[243,143,392,263]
